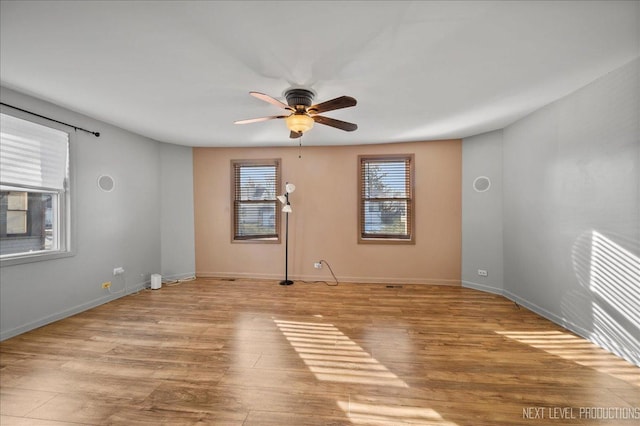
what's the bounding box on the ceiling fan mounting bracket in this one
[284,88,315,108]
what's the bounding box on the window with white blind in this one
[231,159,281,242]
[1,113,72,263]
[358,154,415,244]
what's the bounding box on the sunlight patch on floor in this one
[274,319,458,424]
[274,319,408,388]
[497,330,640,386]
[337,400,459,425]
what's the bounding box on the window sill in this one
[232,237,280,244]
[0,250,75,267]
[358,237,415,245]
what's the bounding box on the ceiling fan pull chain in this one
[298,134,303,159]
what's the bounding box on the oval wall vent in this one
[473,176,491,193]
[97,175,115,192]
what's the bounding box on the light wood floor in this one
[1,278,638,425]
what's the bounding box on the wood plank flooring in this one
[1,278,638,425]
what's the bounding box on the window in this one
[358,154,415,243]
[1,113,71,263]
[231,159,281,242]
[6,192,28,234]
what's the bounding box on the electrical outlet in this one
[478,269,488,277]
[314,262,322,269]
[101,281,111,289]
[113,267,124,275]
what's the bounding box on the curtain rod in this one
[0,102,100,137]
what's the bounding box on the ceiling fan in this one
[234,88,357,139]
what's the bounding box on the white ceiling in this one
[1,1,638,147]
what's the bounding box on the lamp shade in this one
[285,113,314,133]
[282,204,292,213]
[277,195,287,204]
[285,183,296,193]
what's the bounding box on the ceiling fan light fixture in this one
[285,113,314,134]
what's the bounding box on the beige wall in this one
[193,140,461,285]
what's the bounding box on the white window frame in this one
[0,111,75,266]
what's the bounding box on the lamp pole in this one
[280,189,293,286]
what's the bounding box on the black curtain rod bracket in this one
[0,102,100,137]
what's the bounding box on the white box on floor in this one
[151,274,162,290]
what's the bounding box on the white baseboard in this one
[462,280,504,295]
[196,271,460,286]
[335,276,460,286]
[197,271,281,281]
[502,289,593,340]
[465,284,637,366]
[461,281,594,342]
[1,281,146,341]
[161,271,196,282]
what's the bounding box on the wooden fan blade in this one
[250,92,293,111]
[234,115,287,124]
[308,96,357,114]
[290,131,303,139]
[313,115,358,132]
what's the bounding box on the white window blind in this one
[1,113,69,191]
[1,112,72,263]
[359,155,415,243]
[232,159,281,241]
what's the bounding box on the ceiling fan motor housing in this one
[285,88,314,108]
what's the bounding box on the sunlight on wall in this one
[589,231,640,364]
[496,330,640,386]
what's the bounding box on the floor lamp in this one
[277,182,295,285]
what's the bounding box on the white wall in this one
[0,87,195,340]
[462,130,504,293]
[160,142,195,280]
[503,58,639,365]
[463,58,639,365]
